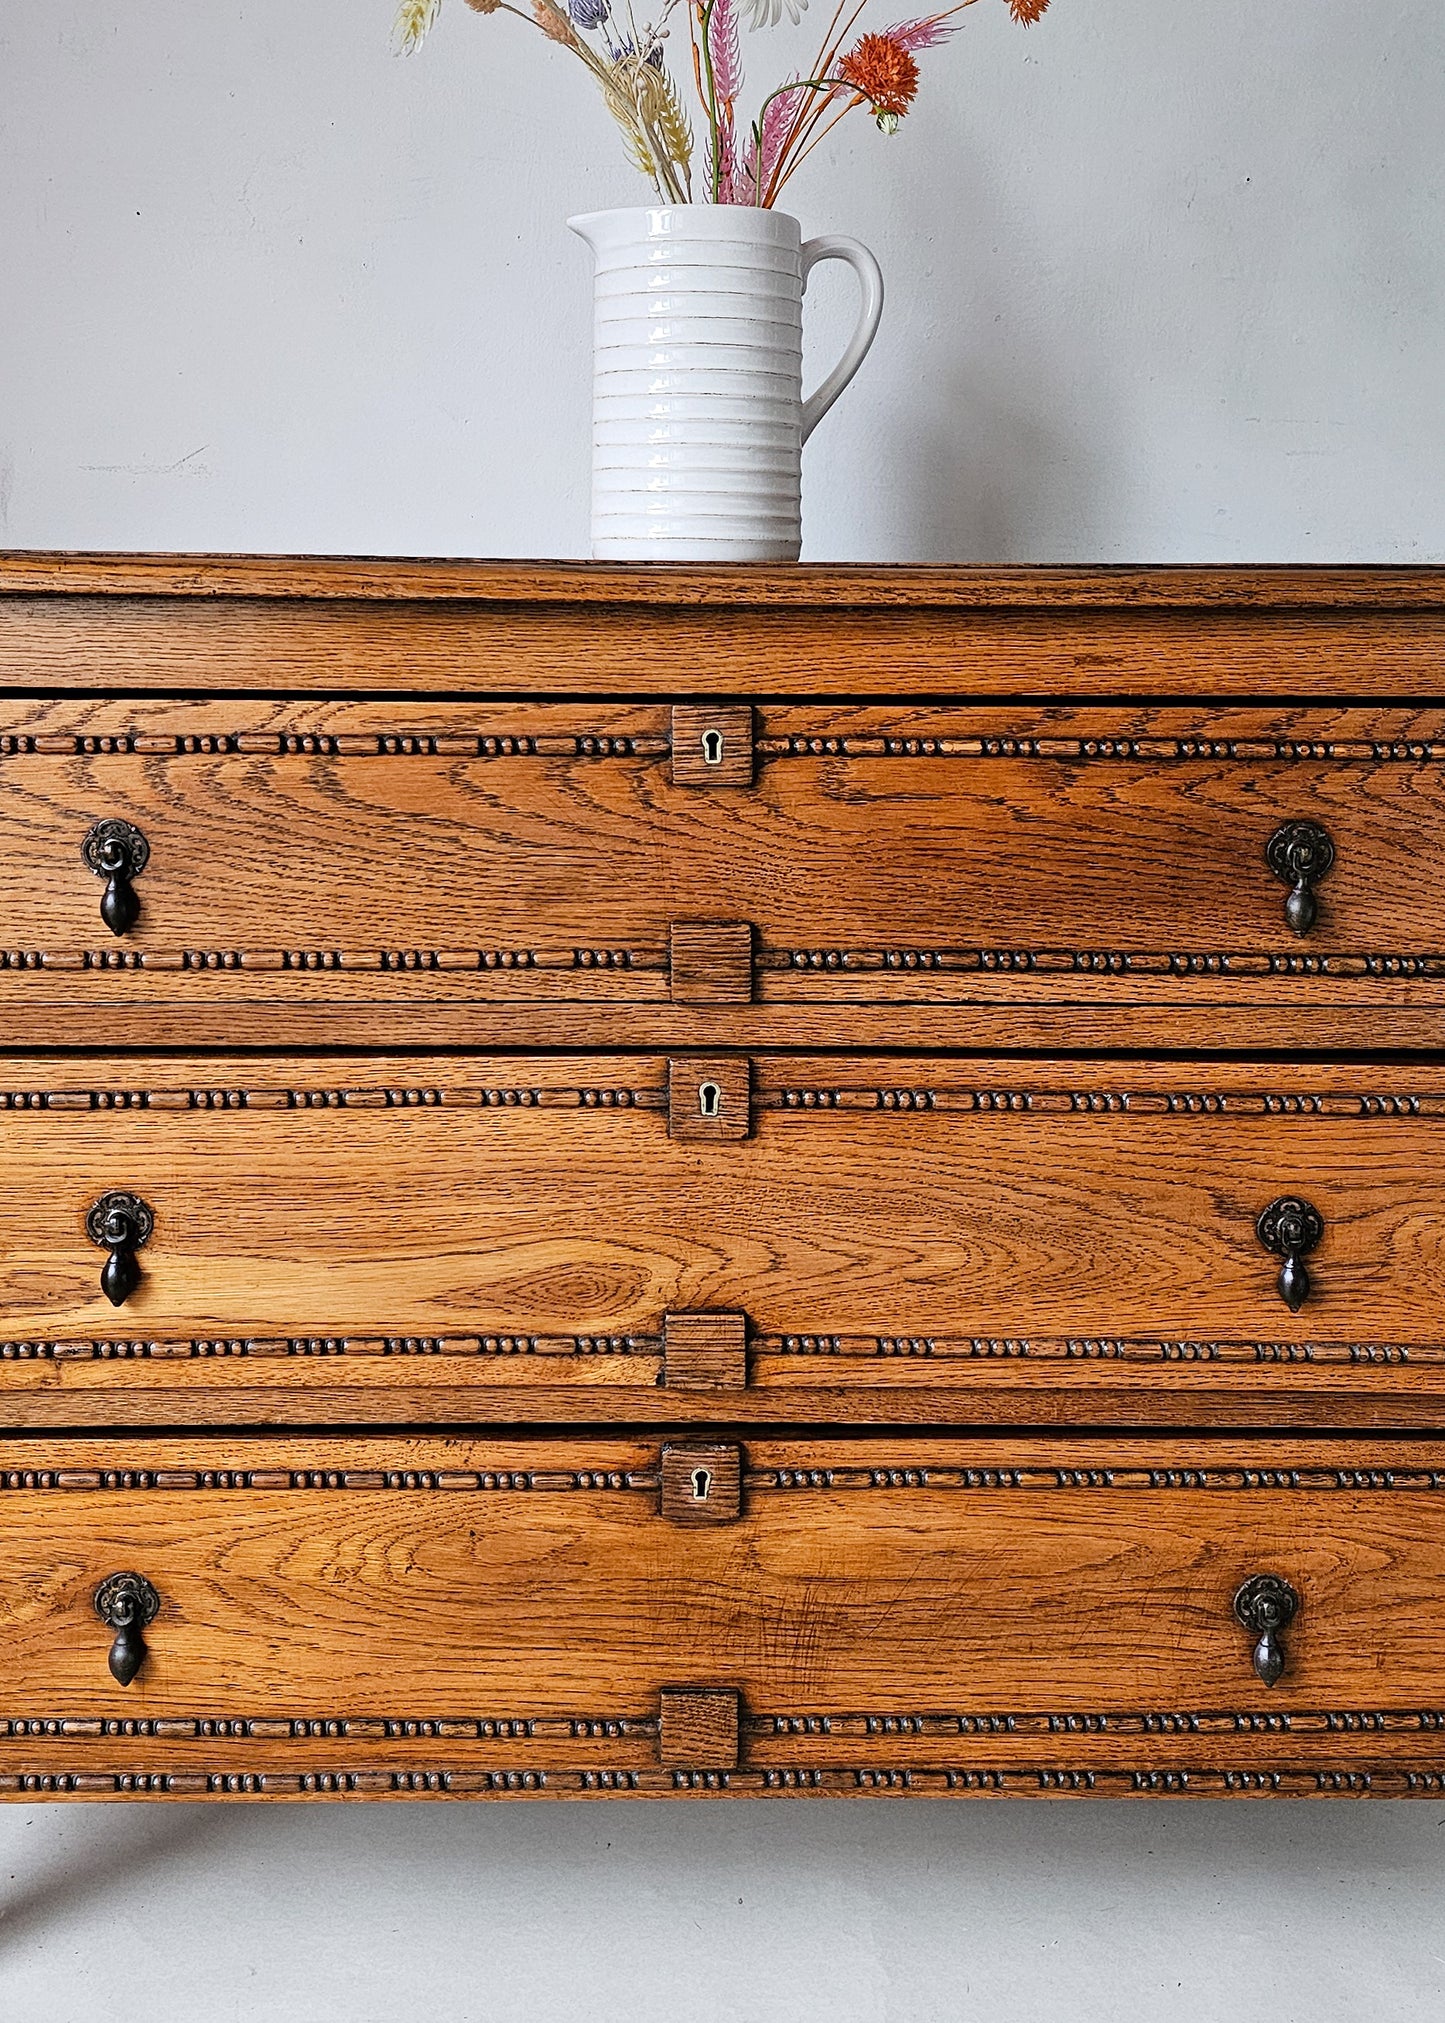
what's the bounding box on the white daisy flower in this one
[745,0,808,27]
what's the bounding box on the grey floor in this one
[1,1800,1442,2021]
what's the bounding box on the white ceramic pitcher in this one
[568,207,884,562]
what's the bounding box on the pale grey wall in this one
[1,0,1441,560]
[4,3,1445,2017]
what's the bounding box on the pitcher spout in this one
[567,208,678,260]
[566,211,609,257]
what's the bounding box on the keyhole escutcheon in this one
[701,729,724,766]
[661,1442,740,1524]
[698,1081,722,1118]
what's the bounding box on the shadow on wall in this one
[0,1806,226,1953]
[2,1796,1445,2023]
[881,142,1113,562]
[903,367,1104,562]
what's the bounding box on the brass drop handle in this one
[1266,820,1334,937]
[86,1191,154,1307]
[1233,1573,1299,1687]
[1256,1195,1323,1312]
[82,818,150,936]
[94,1572,160,1687]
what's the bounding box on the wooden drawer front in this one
[3,1435,1445,1801]
[6,1054,1445,1430]
[6,702,1445,1042]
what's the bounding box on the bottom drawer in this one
[2,1434,1445,1801]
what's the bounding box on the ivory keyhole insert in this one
[701,728,725,766]
[691,1467,713,1501]
[698,1080,722,1118]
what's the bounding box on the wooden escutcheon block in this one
[663,1311,748,1390]
[660,1443,742,1525]
[670,705,755,787]
[669,919,755,1005]
[658,1687,741,1770]
[667,1056,752,1141]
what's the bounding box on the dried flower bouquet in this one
[395,0,1050,207]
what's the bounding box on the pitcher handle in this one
[799,236,885,444]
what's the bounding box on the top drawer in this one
[5,700,1445,1048]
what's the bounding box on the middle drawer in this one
[2,1052,1444,1430]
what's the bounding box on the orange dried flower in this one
[837,32,921,122]
[1007,0,1049,22]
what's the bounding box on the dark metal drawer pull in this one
[1266,820,1334,937]
[1233,1573,1299,1687]
[94,1572,160,1687]
[86,1191,154,1307]
[82,818,149,936]
[1256,1195,1323,1312]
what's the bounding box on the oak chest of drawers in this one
[5,554,1445,1804]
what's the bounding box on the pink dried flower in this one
[883,12,967,50]
[712,127,739,202]
[737,80,807,201]
[708,0,743,101]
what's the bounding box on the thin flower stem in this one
[565,26,682,200]
[771,93,862,198]
[763,79,838,200]
[889,0,980,33]
[805,0,857,89]
[430,0,1004,207]
[779,0,981,184]
[696,0,724,200]
[685,0,709,141]
[814,0,871,78]
[808,0,870,101]
[748,75,840,204]
[761,0,871,202]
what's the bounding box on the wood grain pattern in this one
[6,699,1445,1042]
[8,558,1445,1800]
[4,564,1445,698]
[669,922,754,1005]
[658,1689,740,1768]
[662,1311,747,1390]
[10,1350,1445,1433]
[13,996,1445,1056]
[3,554,1445,605]
[3,1433,1445,1800]
[0,1054,1442,1427]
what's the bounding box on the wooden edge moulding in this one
[3,559,1445,697]
[2,553,1445,605]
